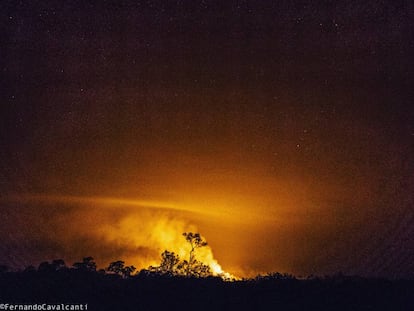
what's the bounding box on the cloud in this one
[0,194,225,274]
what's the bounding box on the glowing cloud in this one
[0,193,235,278]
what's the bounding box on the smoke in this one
[0,194,226,274]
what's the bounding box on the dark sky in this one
[1,1,414,278]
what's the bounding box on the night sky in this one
[1,1,414,278]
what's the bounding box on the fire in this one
[93,208,236,279]
[2,194,238,279]
[178,234,237,279]
[209,261,235,279]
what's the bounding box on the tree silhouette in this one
[149,232,212,278]
[73,256,97,272]
[148,250,179,276]
[106,260,136,278]
[38,261,54,273]
[51,259,66,271]
[121,265,136,278]
[158,250,180,275]
[38,259,67,273]
[107,260,125,275]
[181,232,210,277]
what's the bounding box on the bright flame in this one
[209,261,237,280]
[93,207,237,279]
[1,193,238,279]
[210,261,223,274]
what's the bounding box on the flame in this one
[209,261,237,280]
[1,193,238,279]
[99,212,239,279]
[88,203,236,279]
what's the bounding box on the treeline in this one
[4,256,136,278]
[0,232,413,310]
[0,232,221,279]
[0,255,207,279]
[0,258,297,282]
[0,265,413,311]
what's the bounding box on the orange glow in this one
[1,193,240,278]
[2,0,411,282]
[0,176,344,278]
[0,159,388,279]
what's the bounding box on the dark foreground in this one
[1,271,413,311]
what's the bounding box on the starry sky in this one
[1,1,414,278]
